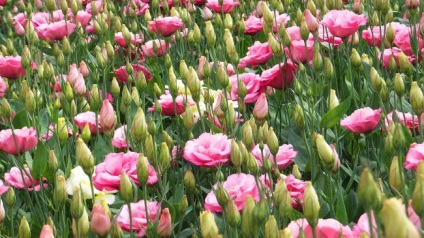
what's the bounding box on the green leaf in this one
[12,110,30,129]
[335,191,348,225]
[92,136,110,164]
[32,141,49,179]
[319,94,352,129]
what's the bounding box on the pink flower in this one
[116,200,161,237]
[210,62,236,76]
[0,127,38,155]
[253,93,268,121]
[285,26,314,63]
[74,111,103,134]
[148,94,196,116]
[114,64,152,83]
[148,16,183,37]
[318,25,344,48]
[115,32,144,47]
[206,0,239,13]
[4,166,48,191]
[320,10,367,38]
[275,144,298,170]
[288,218,354,238]
[0,180,9,196]
[124,0,150,16]
[238,41,273,69]
[112,125,128,149]
[384,110,419,133]
[157,208,172,237]
[0,77,7,98]
[267,12,290,32]
[204,7,213,20]
[204,173,260,213]
[141,39,170,57]
[183,133,231,168]
[251,144,273,167]
[379,47,415,68]
[244,14,263,35]
[76,11,92,26]
[0,56,26,79]
[39,225,55,238]
[259,174,305,209]
[86,0,103,14]
[67,63,80,86]
[229,73,264,103]
[93,151,158,191]
[340,107,382,134]
[304,9,319,33]
[90,204,111,237]
[35,20,77,42]
[258,61,299,89]
[405,143,424,170]
[41,123,73,142]
[99,99,117,132]
[362,23,406,47]
[394,26,424,56]
[13,20,26,36]
[72,73,87,96]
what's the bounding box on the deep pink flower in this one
[35,20,77,42]
[379,47,415,68]
[229,73,264,103]
[288,218,354,238]
[93,151,158,191]
[115,32,144,47]
[257,61,299,89]
[124,0,150,16]
[147,94,196,116]
[0,77,6,98]
[0,56,26,79]
[0,127,38,155]
[112,125,128,149]
[148,17,183,37]
[393,26,424,56]
[285,26,314,63]
[340,107,382,134]
[141,39,170,57]
[244,14,263,35]
[259,174,305,209]
[4,166,47,191]
[320,10,367,38]
[206,0,239,13]
[204,173,260,213]
[384,110,419,133]
[74,111,103,134]
[318,25,344,48]
[114,64,153,83]
[238,41,273,69]
[405,143,424,170]
[362,23,406,47]
[183,133,231,168]
[116,200,161,237]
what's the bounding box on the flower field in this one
[0,0,423,237]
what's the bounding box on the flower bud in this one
[327,89,339,110]
[19,216,31,238]
[380,198,420,238]
[81,124,91,144]
[351,48,362,69]
[90,203,111,237]
[4,187,15,207]
[184,170,196,192]
[144,133,155,165]
[200,211,219,237]
[370,67,383,92]
[413,174,424,217]
[241,195,257,236]
[267,127,279,156]
[25,88,35,113]
[72,209,90,238]
[300,19,310,41]
[274,179,292,217]
[398,52,414,75]
[159,142,170,171]
[205,21,216,47]
[315,134,338,168]
[253,199,270,226]
[0,200,4,225]
[242,122,254,151]
[229,139,242,167]
[48,150,59,173]
[323,57,334,80]
[226,198,241,227]
[303,181,320,227]
[182,104,195,130]
[268,33,283,56]
[410,81,424,115]
[265,215,280,238]
[216,183,229,208]
[179,60,189,83]
[253,93,268,122]
[294,104,304,129]
[136,154,149,185]
[71,187,84,219]
[119,172,133,203]
[1,98,11,119]
[262,2,274,26]
[357,168,383,210]
[247,154,259,175]
[389,156,402,192]
[187,67,201,101]
[76,138,94,175]
[292,164,302,179]
[53,175,68,209]
[394,73,404,98]
[131,108,147,143]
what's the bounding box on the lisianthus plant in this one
[0,0,423,237]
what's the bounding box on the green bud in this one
[18,217,31,238]
[119,172,134,203]
[303,181,320,227]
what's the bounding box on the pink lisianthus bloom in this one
[116,200,162,237]
[0,77,7,98]
[74,111,103,134]
[4,166,48,191]
[384,110,419,133]
[362,22,407,47]
[115,32,144,47]
[204,173,260,213]
[259,174,305,209]
[317,25,344,48]
[0,127,38,155]
[0,180,9,196]
[114,64,153,83]
[244,14,263,35]
[379,47,416,68]
[148,93,196,116]
[238,41,273,69]
[340,107,382,134]
[93,151,158,192]
[320,9,367,38]
[41,123,73,142]
[148,16,184,37]
[99,99,117,132]
[394,26,424,56]
[229,73,264,103]
[267,12,290,32]
[0,56,26,79]
[123,0,150,16]
[112,125,128,149]
[275,144,298,170]
[257,61,299,89]
[183,132,231,168]
[285,26,314,63]
[35,20,77,42]
[141,39,170,57]
[206,0,239,13]
[288,218,354,238]
[405,143,424,170]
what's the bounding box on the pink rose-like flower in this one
[93,151,158,191]
[74,111,103,134]
[238,41,273,69]
[0,56,26,79]
[268,12,290,32]
[288,218,354,238]
[210,62,236,76]
[112,125,128,149]
[117,201,162,237]
[90,204,111,237]
[148,16,184,37]
[244,14,263,35]
[318,25,344,48]
[39,225,55,238]
[340,107,382,134]
[206,0,239,13]
[148,94,196,116]
[115,32,144,47]
[124,0,150,16]
[183,133,231,168]
[4,166,48,191]
[0,127,38,155]
[362,23,406,47]
[76,11,92,26]
[229,73,264,103]
[204,173,260,213]
[275,144,298,170]
[99,99,117,132]
[114,64,153,83]
[384,110,419,133]
[259,174,305,209]
[0,77,7,98]
[251,144,274,168]
[41,123,73,142]
[35,20,77,42]
[258,61,299,89]
[320,10,367,38]
[141,39,170,57]
[405,143,424,170]
[394,26,424,56]
[285,26,314,63]
[379,47,415,68]
[0,180,9,196]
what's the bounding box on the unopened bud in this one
[119,172,134,203]
[303,181,320,227]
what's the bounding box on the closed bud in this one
[303,182,320,227]
[294,104,305,128]
[179,60,189,83]
[1,98,11,119]
[380,198,420,238]
[410,82,424,115]
[71,187,84,219]
[313,49,323,70]
[253,199,270,226]
[49,150,58,172]
[135,72,147,92]
[323,57,334,79]
[351,48,362,69]
[131,108,147,143]
[159,142,170,170]
[137,154,149,185]
[262,2,274,26]
[241,195,256,235]
[200,211,219,238]
[265,215,280,238]
[216,183,229,208]
[253,93,268,122]
[358,168,383,210]
[76,138,94,175]
[53,175,68,209]
[274,179,292,217]
[121,24,131,46]
[110,222,124,238]
[187,67,201,101]
[19,217,31,238]
[292,164,302,179]
[389,156,402,192]
[268,33,282,56]
[62,37,71,56]
[182,104,194,130]
[119,172,133,203]
[300,19,310,41]
[46,217,57,237]
[413,174,424,217]
[144,133,155,165]
[226,198,241,227]
[370,67,382,92]
[72,209,89,238]
[267,127,279,155]
[110,77,120,99]
[327,89,339,110]
[247,154,259,175]
[224,14,233,29]
[81,124,91,143]
[218,64,229,88]
[399,52,414,75]
[242,123,254,150]
[25,88,36,113]
[21,45,31,68]
[184,170,196,192]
